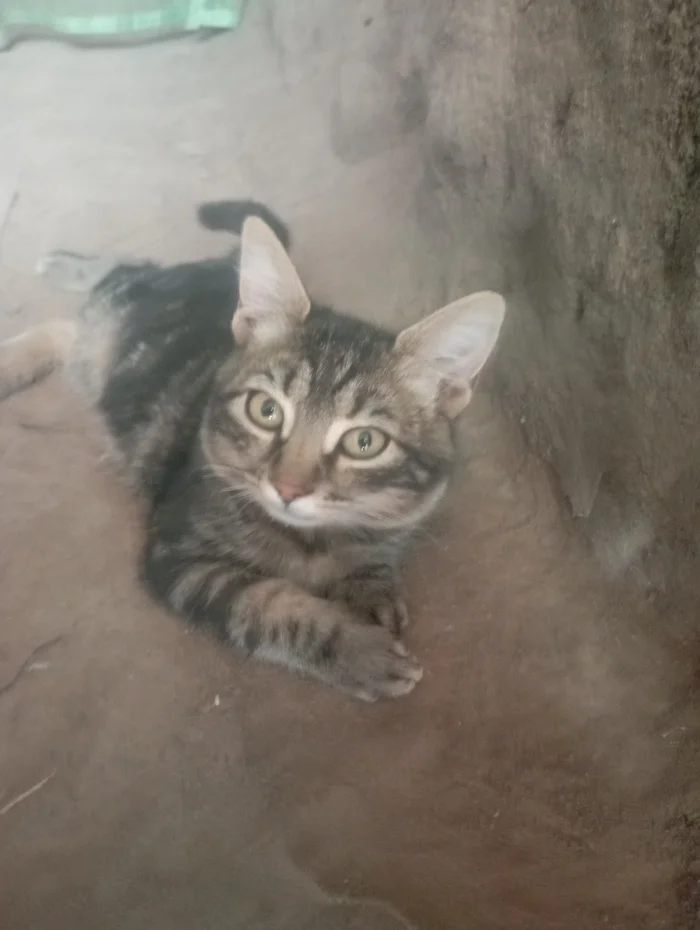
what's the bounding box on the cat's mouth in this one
[258,482,326,529]
[266,507,323,529]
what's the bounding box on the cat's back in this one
[71,255,238,495]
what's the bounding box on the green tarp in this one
[0,0,244,48]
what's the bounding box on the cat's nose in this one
[273,481,307,504]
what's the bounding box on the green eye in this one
[246,391,284,431]
[339,427,389,460]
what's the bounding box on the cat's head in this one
[203,217,505,533]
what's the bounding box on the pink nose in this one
[273,482,307,504]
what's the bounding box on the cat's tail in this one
[0,320,76,401]
[197,199,291,251]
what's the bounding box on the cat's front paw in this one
[327,623,423,702]
[330,581,410,635]
[364,590,410,635]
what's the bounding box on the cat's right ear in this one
[394,291,506,418]
[233,217,310,347]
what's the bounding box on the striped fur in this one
[0,200,505,700]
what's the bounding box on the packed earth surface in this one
[2,3,700,928]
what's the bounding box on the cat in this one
[0,200,505,701]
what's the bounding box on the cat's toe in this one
[373,595,410,634]
[330,624,423,701]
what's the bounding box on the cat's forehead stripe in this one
[329,381,368,419]
[271,359,311,399]
[328,358,363,396]
[349,389,367,417]
[282,367,296,393]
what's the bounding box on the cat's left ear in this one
[233,216,310,347]
[394,291,506,418]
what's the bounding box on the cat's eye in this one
[339,427,389,460]
[245,391,284,431]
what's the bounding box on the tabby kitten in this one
[0,201,505,700]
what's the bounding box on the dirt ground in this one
[2,7,700,930]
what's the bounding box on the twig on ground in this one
[0,769,57,816]
[0,635,64,699]
[16,419,74,433]
[0,186,18,243]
